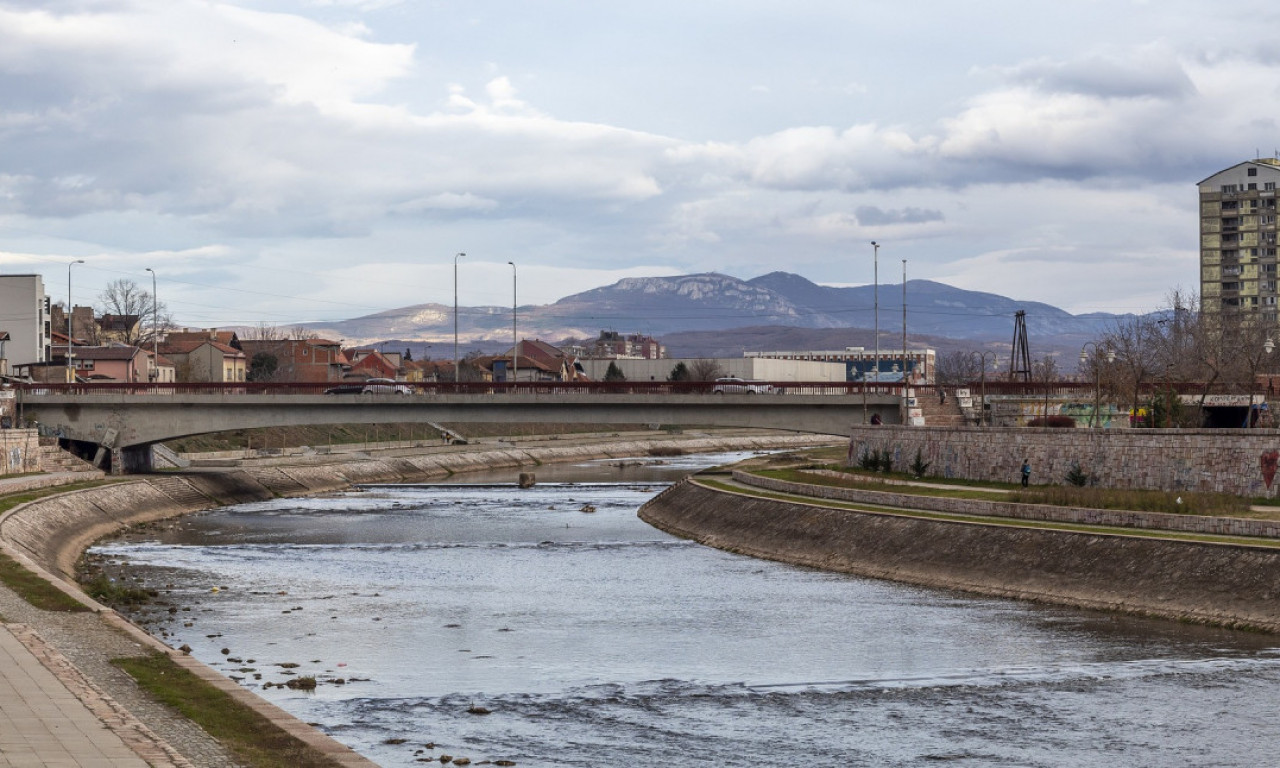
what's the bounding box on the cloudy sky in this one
[0,0,1274,329]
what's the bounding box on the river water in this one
[91,452,1280,767]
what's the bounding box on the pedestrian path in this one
[0,623,151,767]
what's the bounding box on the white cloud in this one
[4,0,1278,329]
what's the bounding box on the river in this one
[90,452,1280,767]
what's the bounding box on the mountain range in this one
[300,272,1132,362]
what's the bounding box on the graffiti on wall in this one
[1262,450,1279,489]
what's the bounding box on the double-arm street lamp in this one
[453,252,465,383]
[1079,342,1116,428]
[145,267,158,382]
[508,261,517,384]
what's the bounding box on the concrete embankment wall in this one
[639,479,1280,632]
[1,433,829,582]
[850,424,1280,497]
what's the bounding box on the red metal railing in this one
[12,380,903,397]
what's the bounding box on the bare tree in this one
[290,325,319,341]
[934,350,983,386]
[97,278,170,347]
[688,359,726,381]
[245,323,284,341]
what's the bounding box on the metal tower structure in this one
[1009,310,1032,382]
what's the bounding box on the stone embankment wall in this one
[737,470,1280,538]
[850,424,1280,497]
[0,433,828,582]
[640,479,1280,632]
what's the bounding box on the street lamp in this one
[1079,342,1116,428]
[971,351,998,426]
[1255,337,1275,427]
[901,258,907,387]
[871,241,879,385]
[454,252,465,383]
[508,261,517,385]
[67,259,84,383]
[145,267,158,383]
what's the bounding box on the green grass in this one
[0,479,132,612]
[112,654,345,768]
[754,467,1012,501]
[0,552,89,612]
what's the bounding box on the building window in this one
[1264,264,1278,274]
[1223,282,1241,291]
[1268,182,1277,191]
[1250,183,1259,190]
[1265,295,1277,305]
[1249,167,1258,176]
[1223,265,1242,276]
[1223,184,1239,193]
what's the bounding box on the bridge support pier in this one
[111,445,154,475]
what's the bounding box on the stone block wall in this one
[0,429,40,475]
[849,424,1280,497]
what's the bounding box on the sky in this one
[0,0,1276,330]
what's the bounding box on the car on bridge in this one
[712,377,775,394]
[324,382,365,395]
[362,378,414,395]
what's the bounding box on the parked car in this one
[361,377,414,395]
[712,377,775,394]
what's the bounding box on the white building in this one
[0,275,51,375]
[577,356,847,382]
[747,346,936,384]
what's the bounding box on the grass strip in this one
[0,479,131,612]
[112,653,345,768]
[755,468,1011,501]
[0,551,89,612]
[695,477,1280,549]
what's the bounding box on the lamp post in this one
[1255,337,1275,427]
[145,267,159,383]
[453,252,465,383]
[871,241,879,385]
[972,351,997,426]
[508,261,517,385]
[66,259,84,383]
[901,258,907,387]
[1079,342,1115,428]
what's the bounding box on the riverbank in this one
[639,474,1280,633]
[0,429,837,767]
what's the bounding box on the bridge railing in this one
[13,380,900,396]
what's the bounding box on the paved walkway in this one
[0,623,152,767]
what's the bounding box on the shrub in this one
[910,448,931,478]
[1064,461,1090,487]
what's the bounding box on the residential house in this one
[239,338,348,382]
[96,314,142,345]
[159,338,247,382]
[66,345,149,383]
[493,339,588,382]
[571,331,666,360]
[345,349,400,380]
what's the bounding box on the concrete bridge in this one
[16,385,900,473]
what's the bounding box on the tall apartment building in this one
[0,275,52,373]
[1199,159,1280,324]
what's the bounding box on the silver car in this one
[712,377,774,394]
[361,377,414,395]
